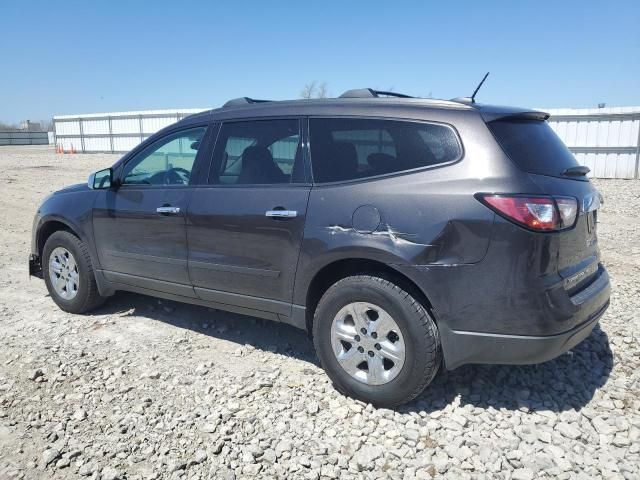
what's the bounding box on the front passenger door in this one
[92,126,209,296]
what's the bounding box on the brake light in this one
[477,194,578,231]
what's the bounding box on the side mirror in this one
[88,168,113,189]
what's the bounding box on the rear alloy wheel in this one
[313,275,441,407]
[42,230,106,314]
[331,302,406,385]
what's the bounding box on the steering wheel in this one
[164,167,191,185]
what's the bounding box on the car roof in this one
[177,90,549,126]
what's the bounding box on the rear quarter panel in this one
[293,111,540,306]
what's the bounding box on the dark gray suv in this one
[30,89,610,406]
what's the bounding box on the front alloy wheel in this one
[42,230,106,313]
[48,247,80,300]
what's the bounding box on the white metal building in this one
[53,105,640,179]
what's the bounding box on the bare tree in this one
[300,81,318,99]
[317,82,329,98]
[300,81,329,99]
[40,119,54,132]
[0,121,20,131]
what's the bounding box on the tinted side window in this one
[122,127,207,186]
[309,118,461,183]
[210,119,302,185]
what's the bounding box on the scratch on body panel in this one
[326,224,433,248]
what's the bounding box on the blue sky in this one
[1,0,638,122]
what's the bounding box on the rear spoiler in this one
[481,110,550,123]
[466,102,550,123]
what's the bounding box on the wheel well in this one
[38,221,75,258]
[305,258,433,335]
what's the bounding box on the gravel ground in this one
[0,145,638,480]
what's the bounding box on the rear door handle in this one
[265,210,297,219]
[156,206,180,214]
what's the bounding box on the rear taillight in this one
[476,194,578,232]
[555,196,578,227]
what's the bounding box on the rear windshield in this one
[488,119,580,178]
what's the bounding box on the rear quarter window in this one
[488,118,580,178]
[309,118,462,183]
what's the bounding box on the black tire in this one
[312,275,441,407]
[42,230,106,314]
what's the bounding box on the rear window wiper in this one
[562,165,590,177]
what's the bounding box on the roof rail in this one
[339,88,414,99]
[223,97,271,108]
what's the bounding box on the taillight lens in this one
[555,196,578,227]
[477,194,578,231]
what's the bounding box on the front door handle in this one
[156,206,180,214]
[265,209,297,219]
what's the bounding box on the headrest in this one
[242,145,273,166]
[367,153,396,173]
[331,142,357,163]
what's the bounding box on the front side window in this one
[309,118,462,183]
[210,119,303,185]
[122,127,206,186]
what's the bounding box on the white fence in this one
[53,109,207,154]
[53,105,640,179]
[546,107,640,179]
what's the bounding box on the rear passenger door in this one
[186,118,311,319]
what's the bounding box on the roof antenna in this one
[470,72,490,103]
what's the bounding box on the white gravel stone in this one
[352,445,384,471]
[512,468,535,480]
[72,408,87,421]
[166,458,186,472]
[200,422,218,433]
[78,463,96,476]
[101,467,122,480]
[556,422,582,439]
[41,448,59,468]
[28,368,44,381]
[275,439,293,457]
[592,416,617,435]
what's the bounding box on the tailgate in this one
[487,116,602,288]
[529,173,601,288]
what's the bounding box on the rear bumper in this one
[394,258,611,370]
[440,297,609,370]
